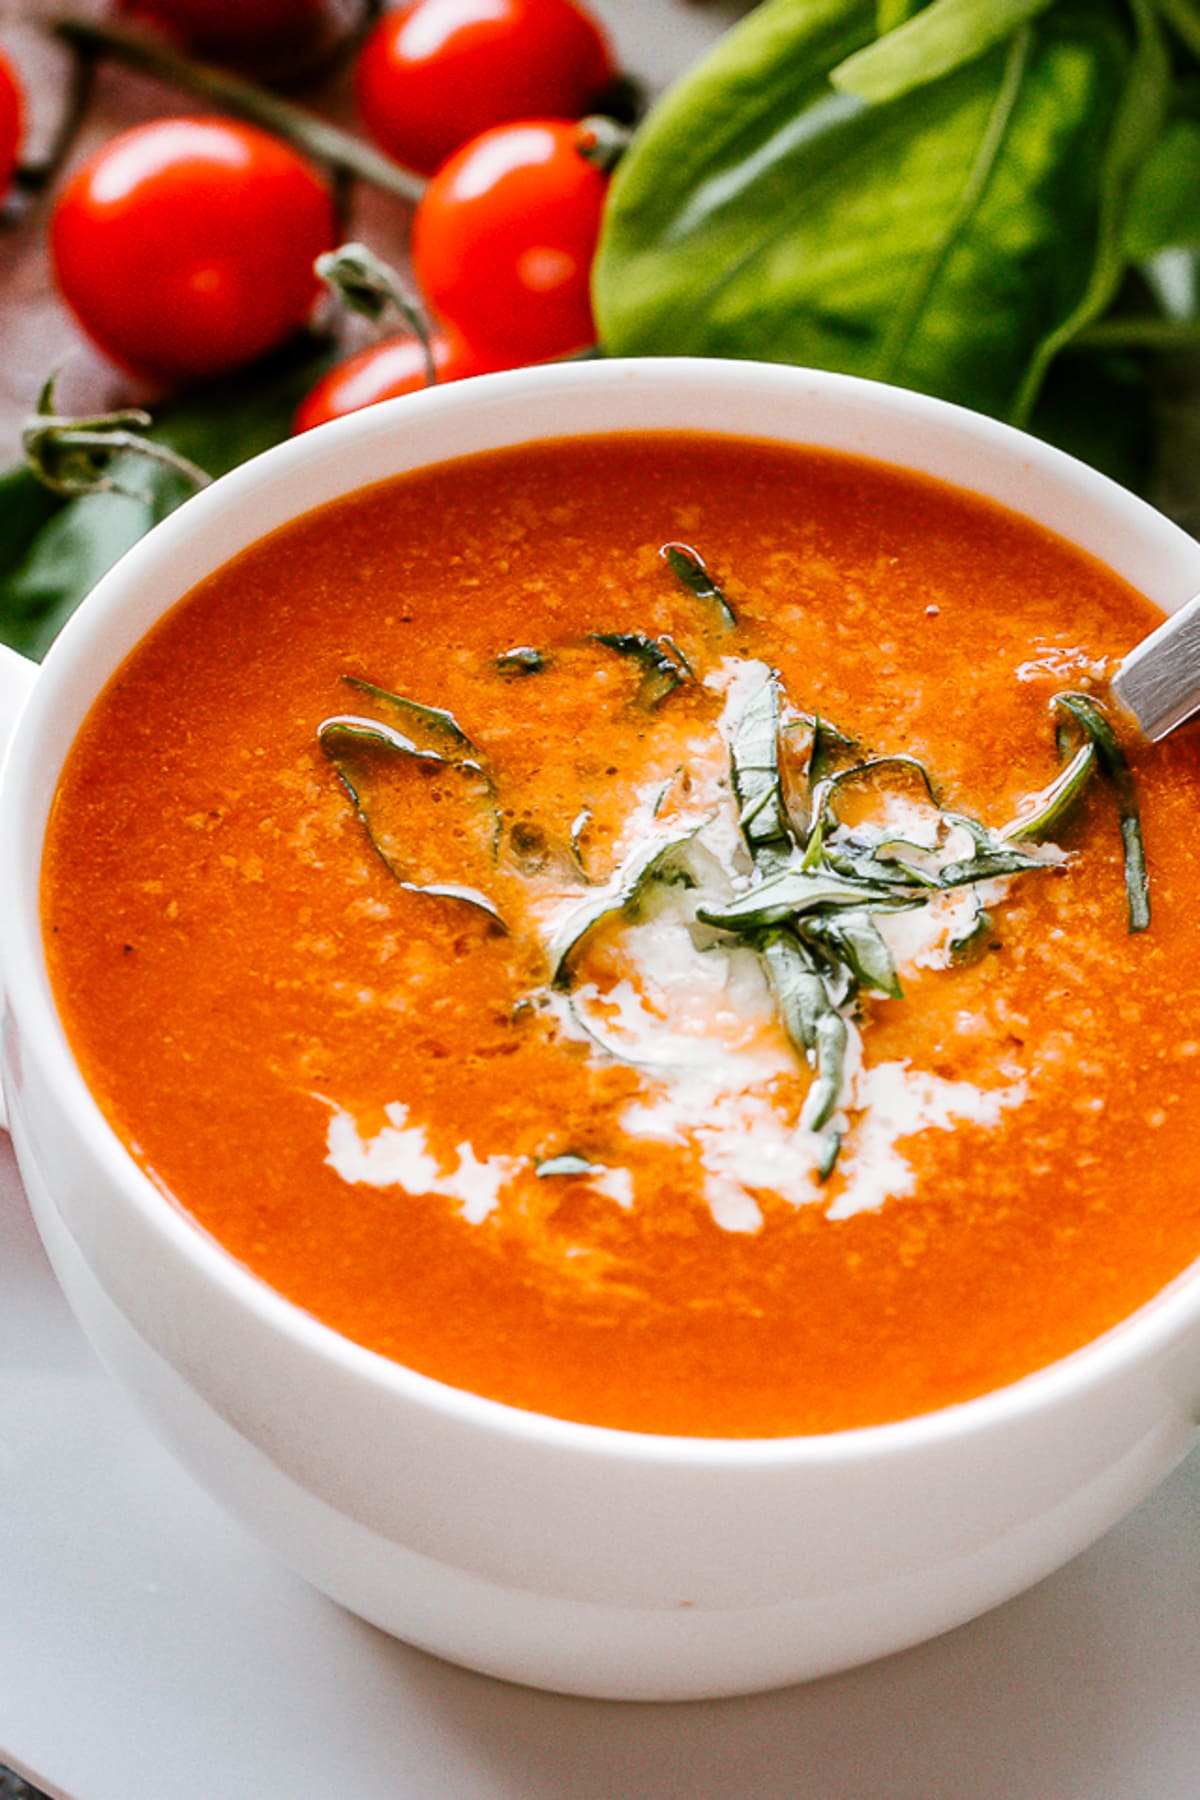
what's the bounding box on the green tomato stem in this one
[47,11,427,207]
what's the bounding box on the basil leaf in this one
[948,897,995,963]
[830,0,1056,104]
[805,907,903,998]
[535,1154,603,1178]
[342,675,482,759]
[595,0,1165,425]
[547,824,705,985]
[698,866,923,931]
[318,715,504,926]
[660,541,737,628]
[759,927,833,1051]
[496,646,545,676]
[593,632,690,708]
[1123,115,1200,261]
[999,740,1096,841]
[801,1009,849,1135]
[729,665,796,872]
[1053,690,1150,931]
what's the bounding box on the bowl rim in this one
[5,352,1200,1468]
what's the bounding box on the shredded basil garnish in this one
[496,646,545,676]
[318,714,505,928]
[659,541,737,629]
[318,577,1153,1204]
[535,1153,604,1178]
[1052,692,1150,932]
[341,675,481,760]
[548,823,706,986]
[593,631,691,709]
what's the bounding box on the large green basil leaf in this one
[594,0,1168,425]
[831,0,1057,103]
[0,336,331,659]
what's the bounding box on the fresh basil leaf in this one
[1157,0,1200,60]
[832,0,1056,104]
[999,740,1095,841]
[0,468,166,659]
[1124,116,1200,261]
[699,866,923,931]
[596,0,1165,425]
[801,1009,849,1135]
[758,927,832,1051]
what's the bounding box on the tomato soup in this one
[40,433,1200,1437]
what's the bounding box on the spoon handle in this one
[1111,592,1200,741]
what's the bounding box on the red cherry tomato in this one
[0,51,23,197]
[411,119,608,365]
[51,117,337,383]
[117,0,321,56]
[355,0,614,178]
[294,326,502,432]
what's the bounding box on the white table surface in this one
[2,1134,1200,1800]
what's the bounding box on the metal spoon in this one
[1111,593,1200,741]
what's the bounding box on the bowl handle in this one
[0,642,39,1133]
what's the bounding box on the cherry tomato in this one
[355,0,614,178]
[0,51,23,197]
[411,119,608,364]
[51,117,337,383]
[117,0,321,56]
[294,326,502,431]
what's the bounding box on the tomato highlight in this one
[411,118,609,364]
[355,0,615,179]
[294,327,503,432]
[50,117,337,383]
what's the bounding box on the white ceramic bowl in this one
[3,358,1200,1703]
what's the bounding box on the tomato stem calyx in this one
[23,372,212,500]
[315,242,436,385]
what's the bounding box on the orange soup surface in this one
[41,433,1200,1436]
